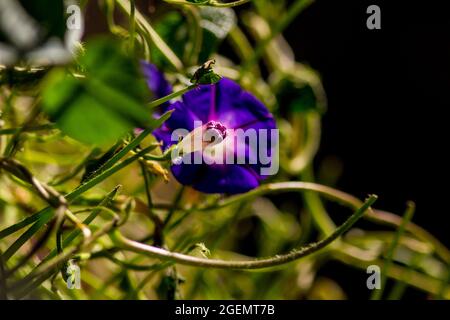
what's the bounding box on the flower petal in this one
[141,61,172,100]
[181,85,215,123]
[216,78,274,129]
[152,101,200,149]
[171,152,261,194]
[181,78,274,129]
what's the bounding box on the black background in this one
[285,0,449,247]
[1,300,447,318]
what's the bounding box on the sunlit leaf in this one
[41,38,157,145]
[198,7,236,61]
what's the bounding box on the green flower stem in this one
[163,0,251,8]
[371,202,416,300]
[387,253,423,300]
[111,195,377,270]
[0,142,156,261]
[286,112,330,237]
[301,166,336,236]
[193,181,450,265]
[148,84,197,109]
[365,209,450,264]
[140,163,164,246]
[333,247,450,299]
[0,126,156,240]
[63,209,92,239]
[90,271,126,299]
[102,252,165,271]
[186,202,248,298]
[49,148,102,186]
[104,0,129,39]
[0,124,55,135]
[128,262,173,298]
[5,207,65,278]
[86,180,450,267]
[164,186,185,225]
[241,0,314,75]
[134,181,446,266]
[11,216,121,298]
[437,264,450,299]
[3,102,41,157]
[282,112,322,175]
[0,250,7,299]
[197,181,363,212]
[129,0,136,53]
[210,0,251,8]
[227,26,261,77]
[41,186,121,263]
[116,0,183,72]
[184,6,203,66]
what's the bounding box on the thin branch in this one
[0,145,155,262]
[164,186,185,225]
[116,0,183,71]
[3,100,42,157]
[148,84,197,109]
[163,0,251,8]
[210,0,251,8]
[333,247,450,299]
[0,251,7,300]
[0,124,55,135]
[0,126,155,241]
[371,202,416,300]
[140,162,164,246]
[193,181,450,264]
[111,195,377,270]
[10,216,121,298]
[241,0,314,75]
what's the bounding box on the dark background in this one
[283,0,449,298]
[285,0,449,246]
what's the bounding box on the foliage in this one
[0,0,448,301]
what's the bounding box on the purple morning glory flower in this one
[141,61,172,101]
[143,62,277,194]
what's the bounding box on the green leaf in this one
[41,38,156,145]
[194,69,221,84]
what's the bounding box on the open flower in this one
[142,62,277,194]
